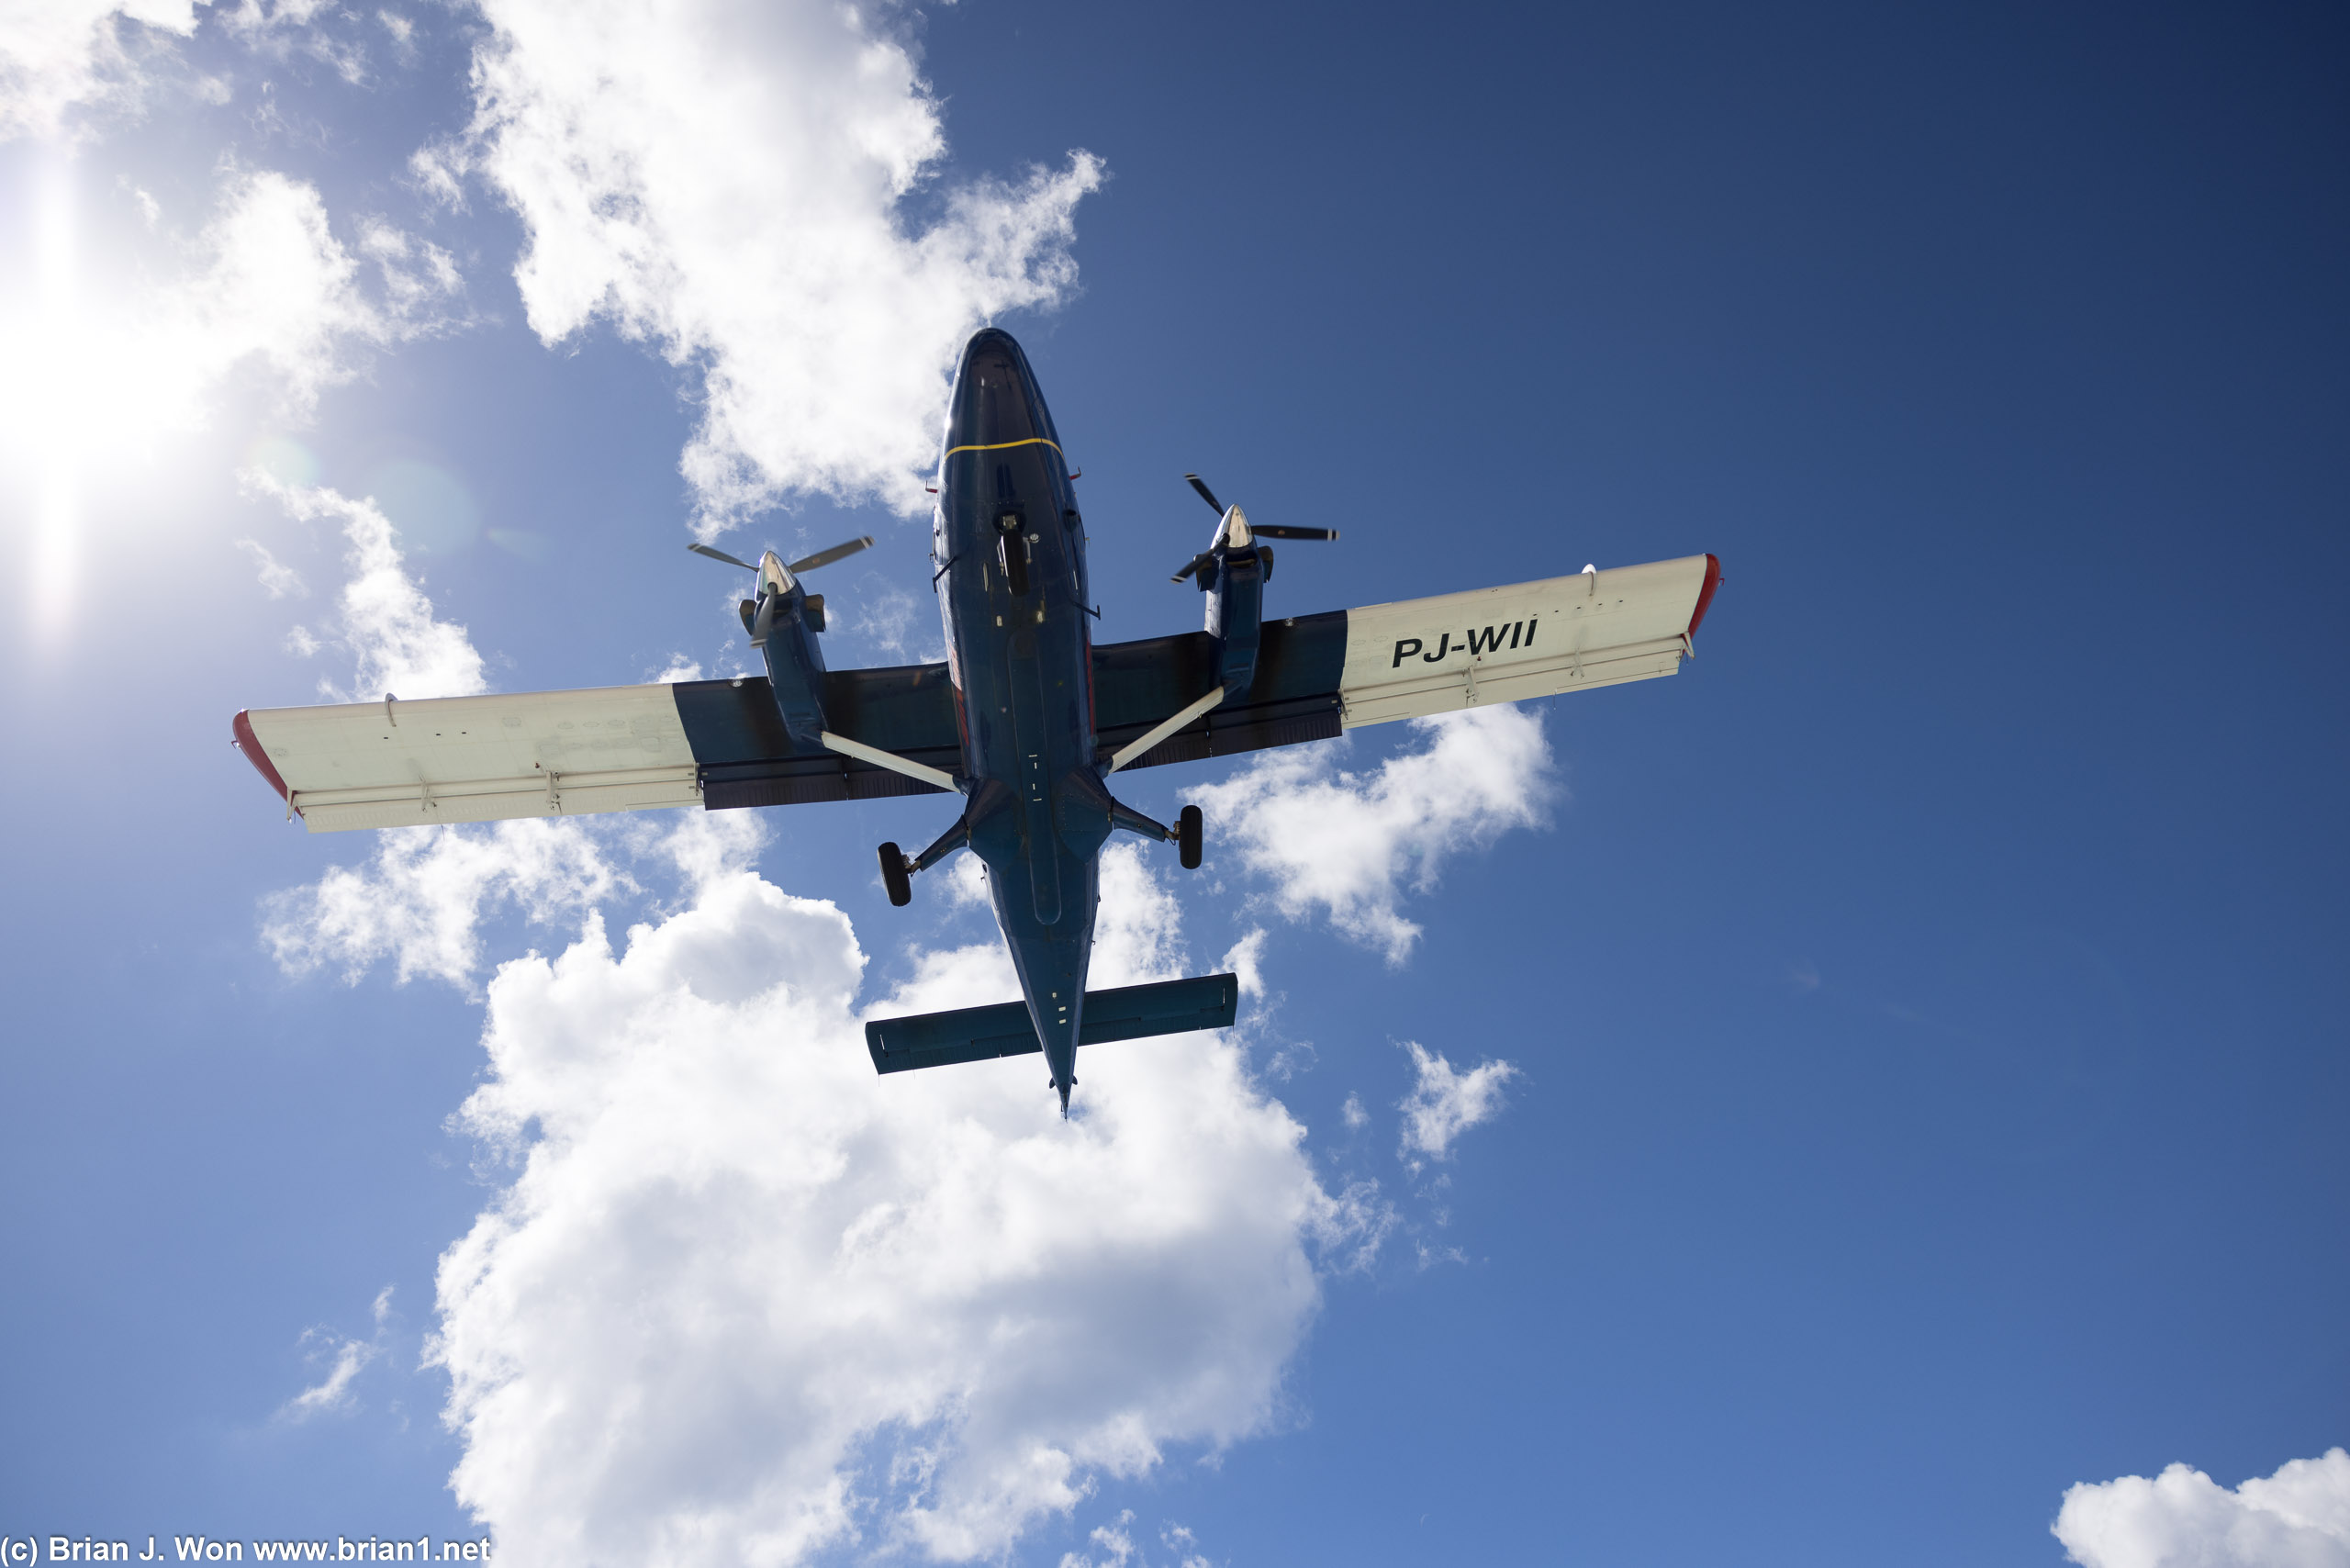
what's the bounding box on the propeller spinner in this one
[1169,475,1337,581]
[688,534,874,641]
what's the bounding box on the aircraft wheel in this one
[1177,805,1203,870]
[878,843,912,906]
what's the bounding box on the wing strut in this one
[820,730,961,792]
[1106,685,1226,773]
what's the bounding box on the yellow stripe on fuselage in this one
[940,436,1065,461]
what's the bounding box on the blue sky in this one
[1,2,2344,1564]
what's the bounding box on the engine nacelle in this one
[748,552,830,749]
[1196,507,1270,700]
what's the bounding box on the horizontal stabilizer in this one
[865,973,1239,1076]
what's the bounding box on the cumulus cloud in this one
[246,530,1420,1558]
[1397,1041,1516,1170]
[0,0,200,140]
[1185,707,1556,964]
[405,834,1382,1565]
[248,475,487,702]
[0,0,427,140]
[143,168,464,422]
[2054,1450,2350,1568]
[264,816,632,991]
[431,0,1102,529]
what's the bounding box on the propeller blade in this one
[1170,553,1214,583]
[1248,525,1340,541]
[786,534,876,575]
[1184,474,1225,516]
[750,590,778,645]
[688,543,760,571]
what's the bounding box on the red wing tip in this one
[1687,553,1723,637]
[231,710,295,806]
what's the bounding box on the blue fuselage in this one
[932,330,1108,1102]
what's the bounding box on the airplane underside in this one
[230,326,1719,1116]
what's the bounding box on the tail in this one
[867,973,1240,1081]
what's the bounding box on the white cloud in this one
[1185,706,1556,964]
[1218,928,1267,1001]
[247,474,488,702]
[213,0,378,86]
[1396,1041,1516,1170]
[0,0,200,141]
[355,218,464,321]
[264,818,630,991]
[0,164,466,498]
[278,1284,395,1421]
[281,1331,375,1420]
[434,0,1102,530]
[846,577,928,663]
[1059,1509,1210,1568]
[143,168,464,423]
[937,848,993,911]
[236,535,307,598]
[1160,1521,1213,1568]
[2054,1450,2350,1568]
[408,835,1382,1565]
[1059,1510,1139,1568]
[251,529,1389,1564]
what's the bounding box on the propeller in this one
[689,535,872,644]
[784,535,876,574]
[687,535,875,577]
[1170,475,1338,580]
[687,543,758,571]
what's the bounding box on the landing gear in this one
[878,843,912,906]
[879,818,972,910]
[1178,804,1203,869]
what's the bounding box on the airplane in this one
[232,328,1722,1114]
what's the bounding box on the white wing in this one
[1338,554,1718,727]
[236,684,701,833]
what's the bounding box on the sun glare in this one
[6,155,85,643]
[3,156,248,648]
